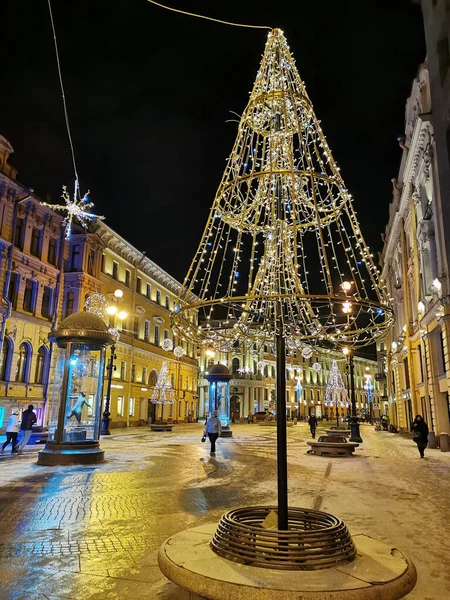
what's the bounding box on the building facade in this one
[61,222,199,427]
[0,136,66,430]
[380,62,450,437]
[198,344,380,422]
[0,135,199,432]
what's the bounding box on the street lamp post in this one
[101,289,127,436]
[101,344,116,435]
[343,347,363,443]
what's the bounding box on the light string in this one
[47,0,79,189]
[146,0,272,30]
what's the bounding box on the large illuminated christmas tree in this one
[173,29,392,528]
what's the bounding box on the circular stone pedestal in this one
[37,441,105,466]
[158,524,416,600]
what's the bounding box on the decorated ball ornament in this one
[173,346,185,359]
[162,339,174,352]
[301,346,313,359]
[84,293,109,320]
[312,362,321,372]
[257,360,266,373]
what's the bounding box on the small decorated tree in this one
[324,360,349,429]
[150,362,175,423]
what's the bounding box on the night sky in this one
[1,1,425,283]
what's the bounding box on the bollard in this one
[428,431,437,449]
[293,417,298,425]
[439,432,449,452]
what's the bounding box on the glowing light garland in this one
[42,180,104,239]
[172,29,393,350]
[312,362,321,372]
[84,293,108,319]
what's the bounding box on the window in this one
[14,217,25,251]
[156,290,161,304]
[165,295,170,309]
[112,261,119,280]
[70,245,81,271]
[134,316,140,336]
[144,320,150,343]
[87,250,95,276]
[131,364,136,382]
[142,367,147,384]
[30,227,41,258]
[232,358,239,374]
[125,269,131,287]
[7,273,19,310]
[41,286,52,319]
[129,397,135,417]
[101,254,106,272]
[120,361,126,380]
[35,346,48,384]
[0,338,12,381]
[146,283,151,299]
[47,237,57,266]
[117,396,124,417]
[150,370,158,386]
[164,329,169,340]
[154,326,160,346]
[23,279,36,313]
[16,342,31,383]
[63,292,74,319]
[136,277,142,294]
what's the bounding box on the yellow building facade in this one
[62,222,199,427]
[381,64,450,439]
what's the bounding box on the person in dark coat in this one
[308,414,318,439]
[412,415,429,458]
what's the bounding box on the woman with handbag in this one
[203,410,222,456]
[412,415,429,458]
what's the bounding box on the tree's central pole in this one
[276,331,288,530]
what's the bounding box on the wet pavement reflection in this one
[0,422,450,599]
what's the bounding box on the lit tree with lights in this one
[173,29,393,529]
[150,362,175,423]
[324,360,349,429]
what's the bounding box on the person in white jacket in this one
[203,410,222,456]
[0,410,19,454]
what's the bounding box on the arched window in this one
[35,346,48,384]
[232,357,240,374]
[0,338,13,381]
[149,370,158,387]
[16,342,32,383]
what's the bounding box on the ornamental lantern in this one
[205,364,233,437]
[37,311,115,466]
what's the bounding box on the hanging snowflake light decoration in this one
[42,180,104,239]
[173,345,185,359]
[162,338,174,352]
[301,346,313,359]
[84,293,108,320]
[312,362,321,372]
[237,366,252,374]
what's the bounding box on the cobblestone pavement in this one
[0,423,449,599]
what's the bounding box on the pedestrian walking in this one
[412,415,429,458]
[203,410,222,456]
[231,411,235,423]
[247,412,253,424]
[308,414,318,439]
[0,410,20,455]
[16,405,37,454]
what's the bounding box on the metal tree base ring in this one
[210,506,356,570]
